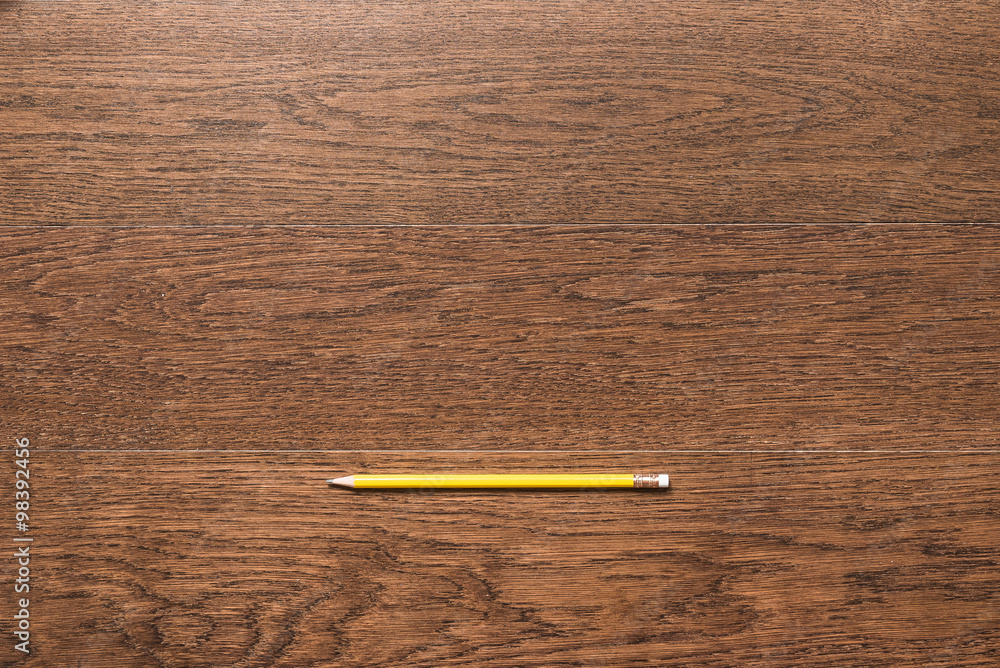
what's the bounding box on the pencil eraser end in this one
[659,474,669,488]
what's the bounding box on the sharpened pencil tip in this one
[328,475,356,488]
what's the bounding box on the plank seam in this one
[29,448,999,454]
[2,223,989,229]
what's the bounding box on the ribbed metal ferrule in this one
[633,473,660,488]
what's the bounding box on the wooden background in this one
[2,2,999,667]
[2,0,999,223]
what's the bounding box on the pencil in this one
[326,473,669,489]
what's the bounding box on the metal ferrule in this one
[633,473,660,488]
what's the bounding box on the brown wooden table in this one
[2,2,998,667]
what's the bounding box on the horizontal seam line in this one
[29,449,999,454]
[0,223,960,229]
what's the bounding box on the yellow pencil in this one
[326,473,669,489]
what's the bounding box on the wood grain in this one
[4,0,999,661]
[2,1,999,224]
[1,225,998,664]
[1,450,996,666]
[2,226,998,453]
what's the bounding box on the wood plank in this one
[3,225,998,452]
[2,225,997,664]
[2,1,999,223]
[2,450,996,666]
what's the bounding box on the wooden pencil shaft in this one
[327,473,669,489]
[358,474,634,488]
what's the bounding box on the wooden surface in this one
[3,1,1000,665]
[2,0,999,223]
[2,226,999,453]
[1,226,999,666]
[10,451,1000,667]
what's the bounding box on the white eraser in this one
[659,474,670,488]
